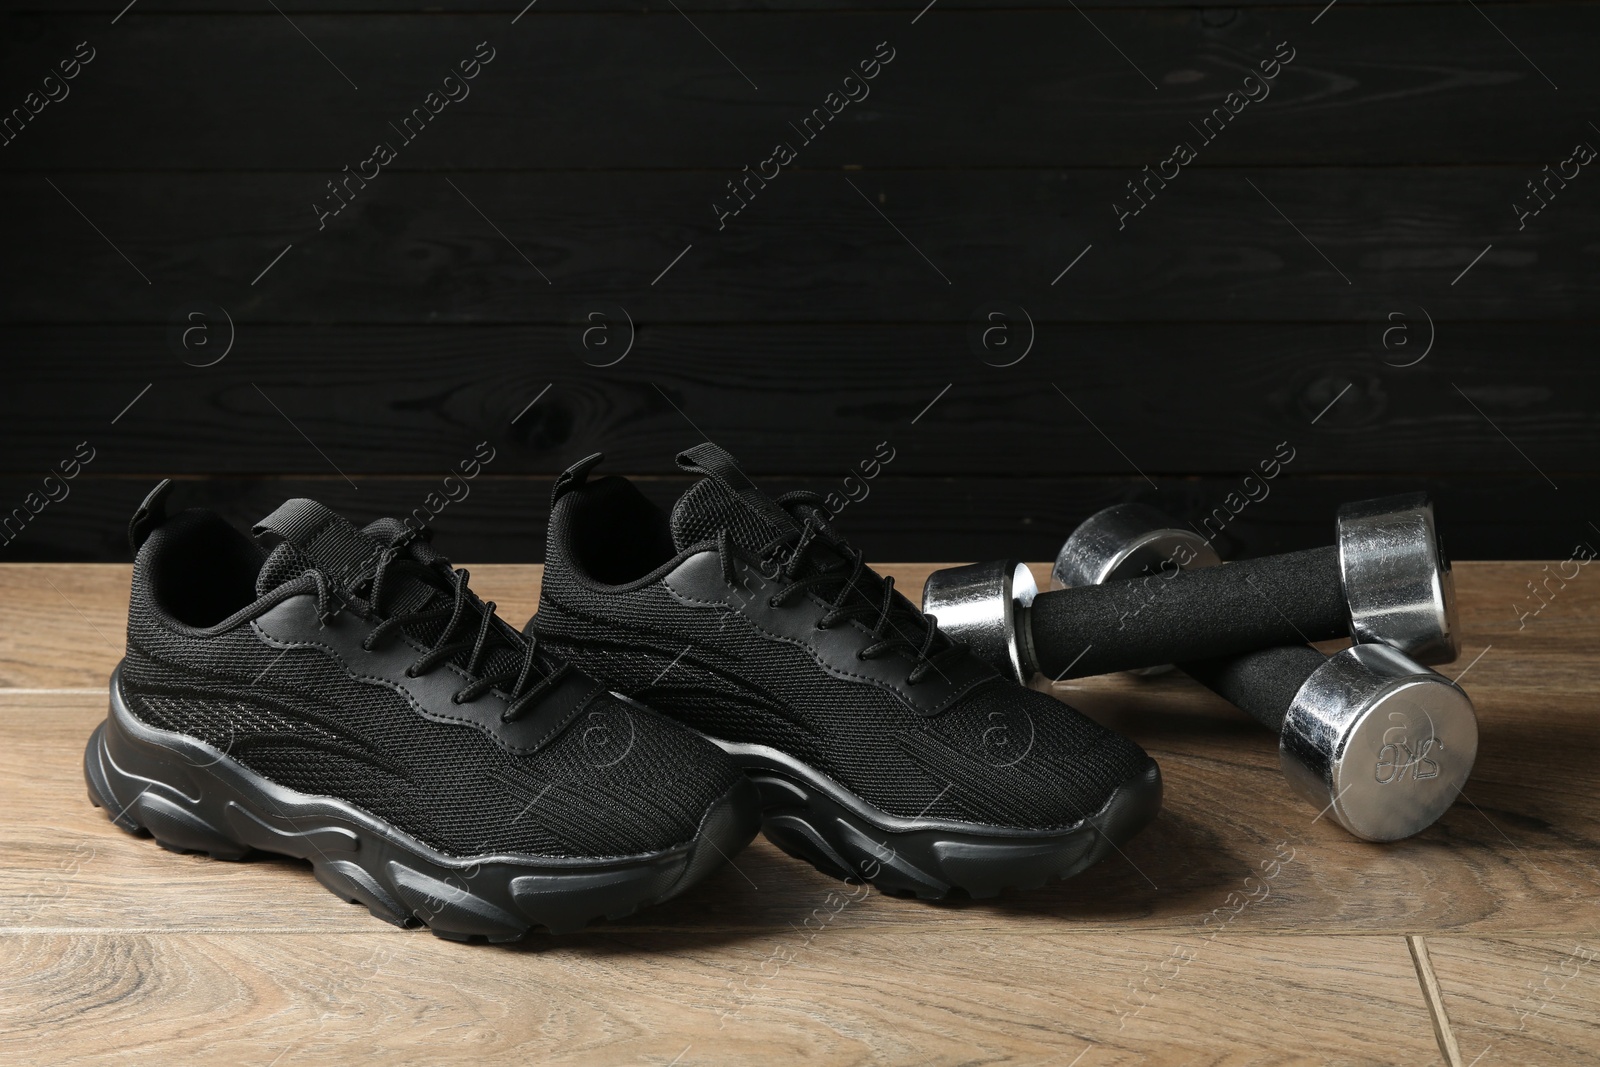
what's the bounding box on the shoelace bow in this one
[307,537,567,722]
[716,491,962,685]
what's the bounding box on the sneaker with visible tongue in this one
[84,481,761,940]
[527,444,1163,899]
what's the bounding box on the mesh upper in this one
[252,513,537,691]
[670,476,792,553]
[120,508,744,860]
[533,460,1153,831]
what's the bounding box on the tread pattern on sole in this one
[85,670,762,942]
[735,750,1163,901]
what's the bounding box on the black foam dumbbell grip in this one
[1026,545,1346,679]
[1180,645,1329,733]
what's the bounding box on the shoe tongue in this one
[668,442,800,553]
[253,499,380,580]
[251,499,533,690]
[250,499,437,615]
[666,444,946,665]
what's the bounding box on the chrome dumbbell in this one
[1054,504,1479,842]
[922,493,1458,684]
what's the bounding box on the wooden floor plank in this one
[0,930,1438,1066]
[0,564,132,692]
[1423,937,1600,1067]
[3,560,1593,1061]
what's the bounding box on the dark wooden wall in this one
[2,2,1595,563]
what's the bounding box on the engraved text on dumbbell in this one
[1375,740,1441,785]
[1374,708,1442,784]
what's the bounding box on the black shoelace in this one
[307,535,567,722]
[716,491,962,686]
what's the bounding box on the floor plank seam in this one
[1408,934,1466,1067]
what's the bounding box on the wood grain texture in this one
[2,7,1592,170]
[2,325,1596,481]
[3,170,1593,324]
[0,930,1442,1066]
[1425,937,1600,1067]
[0,565,130,689]
[5,4,1594,565]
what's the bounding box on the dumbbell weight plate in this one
[1336,494,1458,665]
[920,560,1040,683]
[1051,502,1223,590]
[1280,642,1477,842]
[1052,503,1222,677]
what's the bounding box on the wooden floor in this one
[1,562,1596,1066]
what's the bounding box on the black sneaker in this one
[84,482,761,941]
[527,445,1162,899]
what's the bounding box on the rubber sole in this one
[714,740,1163,900]
[85,669,762,941]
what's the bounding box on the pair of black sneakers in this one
[85,444,1161,941]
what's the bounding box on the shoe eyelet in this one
[403,667,418,679]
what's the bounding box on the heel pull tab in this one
[552,453,605,507]
[128,480,174,557]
